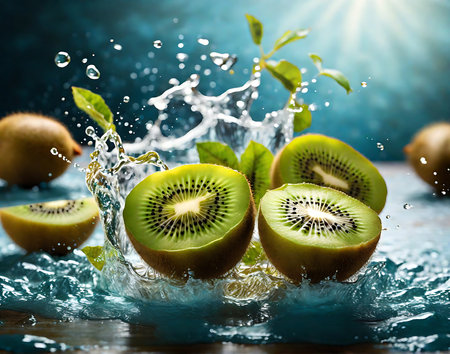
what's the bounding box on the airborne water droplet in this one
[113,44,123,51]
[54,51,71,68]
[50,147,58,155]
[377,142,384,151]
[209,52,237,71]
[403,203,413,210]
[153,40,162,48]
[420,157,427,164]
[86,64,100,80]
[385,215,391,219]
[176,53,188,62]
[82,58,88,64]
[197,38,209,46]
[361,81,368,87]
[123,96,130,103]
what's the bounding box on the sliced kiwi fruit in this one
[258,183,381,283]
[123,164,255,279]
[0,198,99,255]
[271,134,387,213]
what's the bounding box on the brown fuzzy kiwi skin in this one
[0,113,82,187]
[404,122,450,191]
[258,209,380,284]
[0,208,99,256]
[127,195,255,279]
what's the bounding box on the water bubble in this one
[123,96,130,103]
[377,142,384,151]
[86,64,100,80]
[361,81,368,87]
[403,203,413,210]
[197,38,209,46]
[209,52,237,71]
[113,44,123,51]
[176,53,188,62]
[50,148,58,155]
[54,51,70,68]
[420,157,427,164]
[385,215,391,219]
[153,40,162,48]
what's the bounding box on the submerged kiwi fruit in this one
[0,113,82,187]
[123,164,255,279]
[258,183,381,283]
[271,134,387,213]
[0,198,99,255]
[404,122,450,192]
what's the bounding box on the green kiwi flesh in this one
[258,183,381,283]
[123,163,255,279]
[0,198,99,255]
[271,134,387,213]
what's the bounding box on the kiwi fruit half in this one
[123,164,255,279]
[404,122,450,192]
[271,134,387,213]
[258,183,381,283]
[0,113,82,187]
[0,198,99,255]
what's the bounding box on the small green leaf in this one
[265,60,302,93]
[288,101,312,133]
[72,86,115,132]
[240,141,274,207]
[245,14,263,45]
[81,245,105,271]
[309,53,323,72]
[273,29,310,52]
[196,142,240,170]
[320,69,353,94]
[241,241,267,266]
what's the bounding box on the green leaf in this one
[265,60,302,93]
[72,86,115,132]
[196,142,239,170]
[288,101,312,133]
[81,245,105,271]
[245,14,263,45]
[240,140,274,207]
[319,69,353,94]
[241,241,267,266]
[309,53,323,72]
[273,29,310,52]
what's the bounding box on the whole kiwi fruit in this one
[0,113,82,187]
[404,122,450,192]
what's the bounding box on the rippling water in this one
[0,161,449,352]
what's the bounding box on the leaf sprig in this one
[196,140,273,207]
[245,14,352,133]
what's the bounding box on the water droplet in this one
[123,96,130,103]
[403,203,413,210]
[209,52,237,71]
[153,40,162,48]
[50,147,58,155]
[197,38,209,46]
[82,58,88,64]
[361,81,368,87]
[441,190,447,195]
[396,225,400,229]
[113,44,122,51]
[85,126,96,137]
[420,157,427,164]
[433,171,437,176]
[176,53,188,62]
[169,78,180,86]
[86,64,100,80]
[178,43,184,49]
[324,101,330,107]
[385,215,391,219]
[54,51,70,68]
[377,142,384,151]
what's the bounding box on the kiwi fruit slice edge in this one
[0,198,99,255]
[271,134,387,213]
[258,183,381,283]
[123,163,255,279]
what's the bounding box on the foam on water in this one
[0,71,449,351]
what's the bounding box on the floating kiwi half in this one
[258,183,381,283]
[0,198,99,255]
[123,164,255,279]
[271,134,387,213]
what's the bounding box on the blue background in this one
[1,0,449,160]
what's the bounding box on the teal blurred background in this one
[1,0,449,160]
